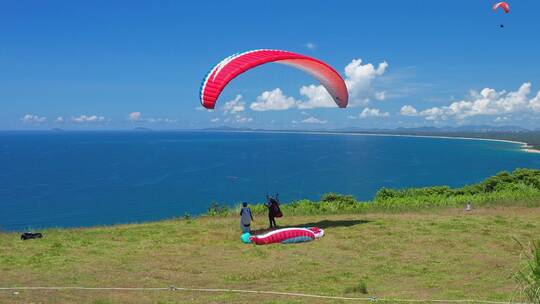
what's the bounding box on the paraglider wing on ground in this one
[244,227,324,245]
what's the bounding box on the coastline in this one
[221,129,540,154]
[3,129,540,154]
[520,143,540,154]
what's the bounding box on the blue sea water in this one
[1,131,540,231]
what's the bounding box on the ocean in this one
[1,130,539,231]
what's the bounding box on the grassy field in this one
[1,206,540,303]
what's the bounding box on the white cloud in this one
[250,88,298,111]
[128,115,179,124]
[297,116,327,124]
[305,42,316,50]
[530,91,540,112]
[400,105,418,116]
[494,116,509,123]
[359,108,389,118]
[71,115,107,123]
[419,107,446,121]
[55,116,65,123]
[222,95,246,114]
[21,114,46,124]
[297,84,337,109]
[128,112,141,122]
[210,118,220,123]
[410,83,540,121]
[375,91,386,101]
[220,95,253,123]
[344,59,388,106]
[248,58,388,111]
[296,58,388,109]
[235,116,253,123]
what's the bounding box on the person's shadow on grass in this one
[250,219,370,235]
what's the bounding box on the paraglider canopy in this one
[493,2,510,13]
[199,49,349,110]
[492,2,510,28]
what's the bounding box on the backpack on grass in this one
[21,232,43,240]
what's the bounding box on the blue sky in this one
[1,0,540,130]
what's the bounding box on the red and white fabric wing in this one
[493,2,510,13]
[200,49,349,109]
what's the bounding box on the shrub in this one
[515,239,540,302]
[203,168,540,217]
[344,280,368,294]
[321,193,356,204]
[207,202,229,216]
[375,188,401,201]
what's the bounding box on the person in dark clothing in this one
[266,194,279,228]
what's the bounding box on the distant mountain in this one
[202,125,253,131]
[392,127,441,132]
[445,125,530,133]
[334,125,531,133]
[51,128,65,132]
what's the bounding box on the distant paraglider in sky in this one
[492,2,510,28]
[199,49,349,110]
[493,2,510,13]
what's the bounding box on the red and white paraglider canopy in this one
[493,2,510,13]
[199,49,349,109]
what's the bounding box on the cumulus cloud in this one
[344,59,388,105]
[248,58,388,111]
[55,116,65,123]
[127,113,178,124]
[296,59,388,109]
[210,118,220,123]
[402,83,540,121]
[222,95,246,114]
[359,107,389,118]
[21,114,47,124]
[221,95,252,123]
[530,91,540,112]
[128,112,141,122]
[235,116,253,123]
[250,88,298,111]
[71,115,107,123]
[293,116,327,124]
[297,84,337,109]
[400,105,418,116]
